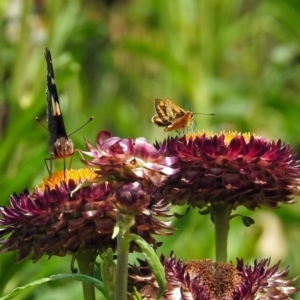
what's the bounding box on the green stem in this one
[75,250,97,300]
[211,204,232,262]
[114,212,135,300]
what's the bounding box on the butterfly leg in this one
[63,152,74,179]
[44,150,94,179]
[44,154,54,177]
[63,158,66,179]
[175,128,185,136]
[67,151,75,170]
[191,119,197,132]
[44,153,67,178]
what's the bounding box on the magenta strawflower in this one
[128,253,300,299]
[81,130,179,187]
[154,132,300,210]
[0,169,173,262]
[236,258,300,299]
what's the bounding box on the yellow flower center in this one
[38,168,97,191]
[186,131,259,145]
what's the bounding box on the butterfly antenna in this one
[68,116,94,137]
[194,113,215,116]
[36,117,49,131]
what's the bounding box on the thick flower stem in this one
[114,212,135,300]
[211,204,232,263]
[75,250,98,300]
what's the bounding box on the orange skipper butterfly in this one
[151,98,194,132]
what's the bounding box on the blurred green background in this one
[1,0,300,299]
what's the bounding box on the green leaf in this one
[50,274,106,295]
[129,233,166,300]
[131,287,143,300]
[242,216,255,227]
[101,249,117,299]
[0,274,106,300]
[112,222,120,239]
[0,278,51,300]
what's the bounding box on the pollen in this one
[186,131,259,144]
[38,168,97,191]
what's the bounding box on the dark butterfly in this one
[44,48,74,175]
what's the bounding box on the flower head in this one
[128,253,300,299]
[81,130,178,187]
[236,258,300,299]
[0,169,173,262]
[155,132,300,210]
[116,181,150,214]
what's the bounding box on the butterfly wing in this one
[152,99,170,126]
[165,98,186,120]
[164,111,193,131]
[45,48,68,150]
[164,99,193,132]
